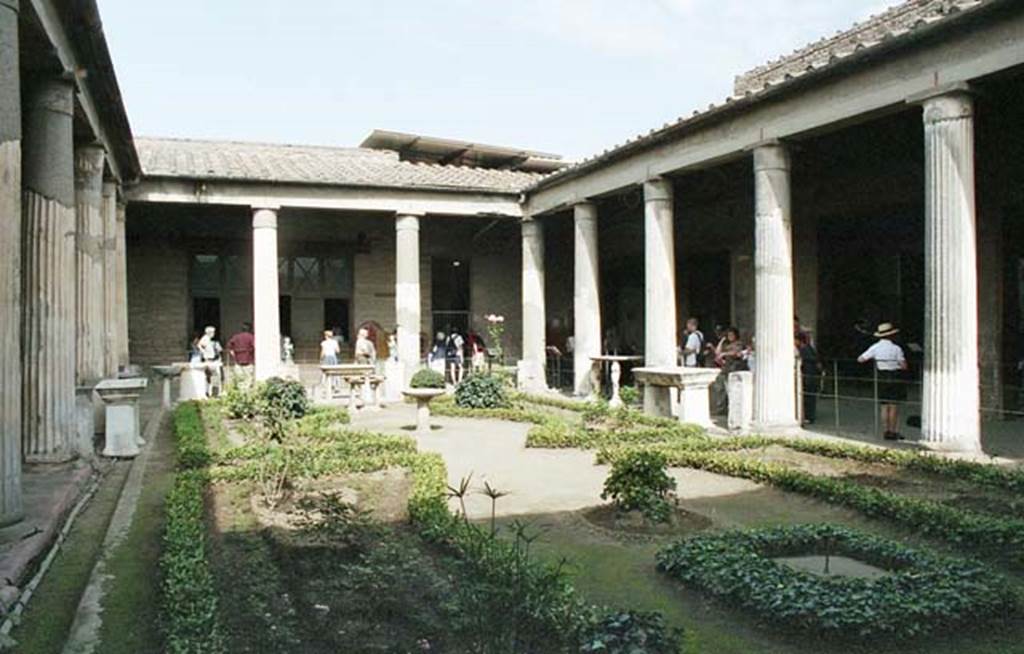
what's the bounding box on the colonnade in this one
[0,0,132,525]
[518,88,982,452]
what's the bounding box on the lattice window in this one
[190,254,220,293]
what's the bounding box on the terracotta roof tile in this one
[136,137,542,194]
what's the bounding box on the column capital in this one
[74,145,105,193]
[395,212,422,232]
[921,91,973,125]
[252,206,278,229]
[521,217,543,237]
[752,141,791,172]
[643,177,673,203]
[573,200,597,221]
[0,0,19,15]
[26,77,75,117]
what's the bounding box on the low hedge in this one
[431,398,554,425]
[161,404,225,654]
[601,445,1024,563]
[513,392,590,413]
[527,422,706,450]
[657,524,1017,641]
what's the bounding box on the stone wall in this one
[127,238,189,365]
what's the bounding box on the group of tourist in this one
[428,328,488,384]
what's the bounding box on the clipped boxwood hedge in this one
[657,524,1017,641]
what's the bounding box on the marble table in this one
[402,388,446,435]
[320,364,375,411]
[95,378,149,458]
[152,364,184,409]
[632,366,721,427]
[589,355,644,407]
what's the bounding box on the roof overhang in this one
[361,129,567,174]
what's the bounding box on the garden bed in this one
[656,524,1019,641]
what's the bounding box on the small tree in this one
[601,451,677,523]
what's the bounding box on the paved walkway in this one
[352,404,762,521]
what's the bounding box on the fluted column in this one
[74,145,106,384]
[519,217,547,392]
[395,214,422,385]
[0,0,23,524]
[22,75,77,463]
[115,201,130,368]
[752,143,798,431]
[643,178,678,415]
[573,202,601,396]
[252,207,281,380]
[101,181,118,376]
[921,91,980,452]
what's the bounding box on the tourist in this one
[679,318,704,368]
[468,331,487,373]
[320,329,341,365]
[858,322,908,441]
[712,327,746,414]
[188,332,202,363]
[445,329,466,384]
[226,322,255,382]
[797,332,821,425]
[354,327,377,365]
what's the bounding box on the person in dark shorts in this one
[858,322,908,440]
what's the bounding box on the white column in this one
[395,213,422,385]
[101,181,118,376]
[74,146,104,383]
[0,0,23,524]
[519,217,547,392]
[573,202,601,396]
[752,143,798,431]
[643,178,678,415]
[252,207,281,380]
[22,76,77,462]
[115,201,130,367]
[920,91,980,452]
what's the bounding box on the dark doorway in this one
[192,297,221,339]
[683,252,732,332]
[432,257,470,337]
[323,298,350,342]
[279,295,292,341]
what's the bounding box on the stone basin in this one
[402,388,446,435]
[153,364,185,408]
[95,377,149,401]
[633,366,721,426]
[774,555,890,581]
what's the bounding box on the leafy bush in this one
[222,381,260,420]
[162,405,225,654]
[657,524,1018,641]
[454,374,509,409]
[294,405,350,437]
[259,377,309,419]
[618,385,640,406]
[601,450,677,523]
[410,368,446,389]
[580,611,684,654]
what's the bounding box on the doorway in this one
[192,297,221,339]
[323,298,350,342]
[432,257,470,337]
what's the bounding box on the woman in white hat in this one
[858,322,908,440]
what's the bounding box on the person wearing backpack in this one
[679,318,705,368]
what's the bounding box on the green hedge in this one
[161,404,225,654]
[601,445,1024,563]
[657,524,1017,641]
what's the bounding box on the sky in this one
[100,0,894,161]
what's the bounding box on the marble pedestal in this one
[96,378,148,458]
[727,371,754,433]
[633,367,720,428]
[179,364,209,401]
[589,355,644,406]
[384,359,403,403]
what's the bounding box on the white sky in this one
[100,0,895,160]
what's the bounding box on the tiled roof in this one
[734,0,988,96]
[136,137,543,194]
[528,0,995,193]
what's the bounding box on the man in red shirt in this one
[227,322,255,381]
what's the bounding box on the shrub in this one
[410,368,445,389]
[173,402,212,470]
[618,385,640,406]
[454,373,509,409]
[657,524,1018,641]
[294,405,350,436]
[580,610,684,654]
[222,380,260,420]
[601,450,677,523]
[258,377,309,419]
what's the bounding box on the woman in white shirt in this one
[858,322,908,441]
[320,330,341,365]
